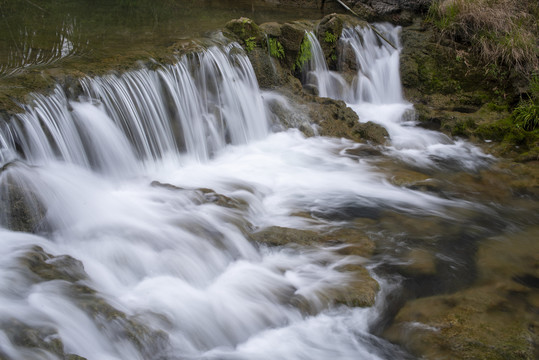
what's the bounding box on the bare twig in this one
[23,0,48,13]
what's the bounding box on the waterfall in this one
[0,31,483,360]
[1,43,270,176]
[304,24,492,170]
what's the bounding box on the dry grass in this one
[428,0,539,75]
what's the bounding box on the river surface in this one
[0,2,538,359]
[0,0,325,77]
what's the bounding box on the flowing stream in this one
[0,21,536,360]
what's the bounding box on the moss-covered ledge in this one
[400,17,539,162]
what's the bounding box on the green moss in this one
[268,37,285,59]
[324,31,337,44]
[451,118,477,137]
[244,36,256,52]
[225,17,262,44]
[293,35,312,72]
[486,102,509,112]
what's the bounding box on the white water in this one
[0,27,486,360]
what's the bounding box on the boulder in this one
[260,22,282,37]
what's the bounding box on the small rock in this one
[398,248,437,276]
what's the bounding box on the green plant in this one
[244,37,256,52]
[268,37,284,59]
[293,35,312,72]
[427,0,539,75]
[427,0,459,31]
[513,101,539,131]
[324,31,337,43]
[512,74,539,131]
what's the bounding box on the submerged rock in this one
[383,227,539,359]
[250,225,379,308]
[11,245,172,359]
[21,246,87,283]
[397,248,437,277]
[151,180,247,210]
[249,226,320,247]
[333,264,380,308]
[0,319,66,359]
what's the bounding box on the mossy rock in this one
[320,226,375,258]
[260,22,282,38]
[250,224,379,309]
[332,264,380,308]
[384,284,537,360]
[0,319,64,358]
[354,121,389,144]
[249,226,320,247]
[0,165,47,233]
[225,17,264,51]
[20,246,87,283]
[68,283,171,357]
[151,180,247,210]
[13,243,171,358]
[317,14,344,70]
[247,47,289,89]
[65,355,88,360]
[278,21,314,70]
[400,21,486,96]
[250,225,375,257]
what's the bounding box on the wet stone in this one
[250,225,379,308]
[20,246,87,283]
[332,265,380,308]
[249,226,320,247]
[1,319,64,359]
[0,172,47,233]
[151,181,247,210]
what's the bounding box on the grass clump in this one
[427,0,539,76]
[513,74,539,131]
[513,101,539,131]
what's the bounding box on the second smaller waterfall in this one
[304,24,492,170]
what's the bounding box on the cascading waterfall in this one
[0,29,488,360]
[304,25,492,170]
[1,43,269,175]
